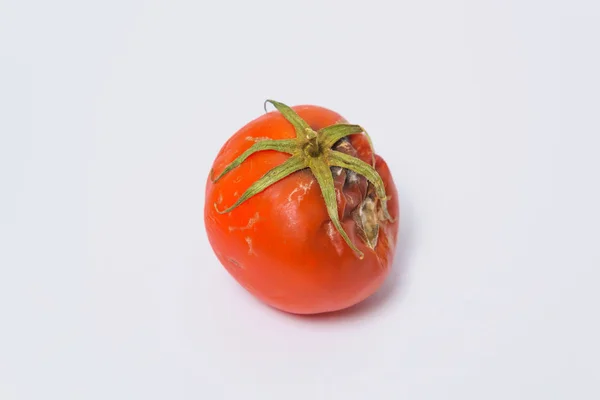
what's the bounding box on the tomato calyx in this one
[211,99,394,259]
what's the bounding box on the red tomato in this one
[204,100,399,314]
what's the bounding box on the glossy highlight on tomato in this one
[204,100,399,314]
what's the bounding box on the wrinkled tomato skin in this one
[204,105,399,314]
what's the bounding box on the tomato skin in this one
[205,105,399,314]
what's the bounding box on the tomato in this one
[204,100,399,314]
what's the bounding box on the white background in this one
[1,0,599,399]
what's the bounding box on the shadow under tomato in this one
[283,188,416,323]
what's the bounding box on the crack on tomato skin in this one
[287,180,314,203]
[325,221,345,256]
[245,236,255,255]
[207,212,219,226]
[217,192,223,204]
[245,136,271,142]
[228,257,244,269]
[229,212,260,232]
